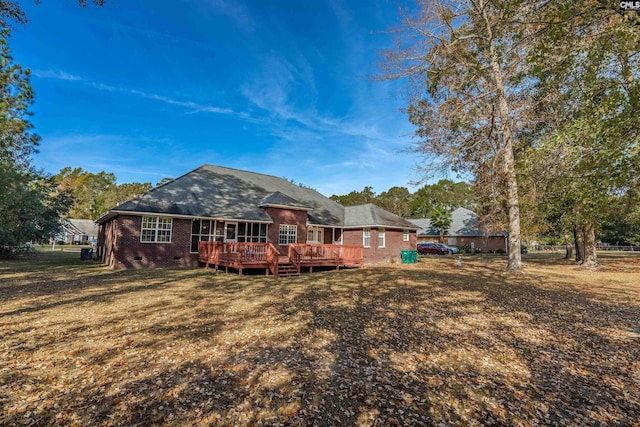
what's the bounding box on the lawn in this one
[1,251,639,426]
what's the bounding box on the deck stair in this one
[277,256,299,277]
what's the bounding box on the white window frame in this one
[363,228,371,248]
[279,224,297,245]
[141,216,172,243]
[333,228,343,245]
[403,229,410,242]
[378,228,385,248]
[307,226,324,244]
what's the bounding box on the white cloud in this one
[34,69,242,117]
[33,69,82,81]
[128,89,236,115]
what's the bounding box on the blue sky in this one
[13,0,425,196]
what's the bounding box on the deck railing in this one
[198,242,364,273]
[288,243,364,265]
[198,241,270,264]
[266,243,280,276]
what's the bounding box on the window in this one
[279,224,297,245]
[141,216,172,243]
[403,229,410,242]
[363,228,370,247]
[378,228,385,248]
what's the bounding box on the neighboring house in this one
[57,219,99,245]
[96,165,418,272]
[408,207,507,253]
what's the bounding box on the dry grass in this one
[1,251,639,426]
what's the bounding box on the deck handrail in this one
[288,243,363,264]
[288,245,301,271]
[199,241,270,263]
[266,243,279,276]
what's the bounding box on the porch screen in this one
[238,223,268,243]
[191,220,268,252]
[191,219,214,252]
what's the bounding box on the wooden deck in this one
[198,242,364,277]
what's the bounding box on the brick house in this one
[96,165,418,272]
[408,207,508,253]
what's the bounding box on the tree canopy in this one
[330,180,474,219]
[0,0,106,248]
[54,167,152,220]
[381,0,640,269]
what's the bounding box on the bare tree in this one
[380,0,534,272]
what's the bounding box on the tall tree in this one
[376,186,413,217]
[0,0,107,247]
[410,179,474,218]
[0,169,72,247]
[382,0,531,272]
[330,186,377,206]
[105,181,152,208]
[523,0,640,267]
[55,167,117,219]
[54,167,152,219]
[599,188,640,246]
[0,3,73,247]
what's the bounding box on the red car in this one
[417,243,449,255]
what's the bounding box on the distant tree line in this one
[332,180,640,248]
[330,180,475,220]
[53,167,166,220]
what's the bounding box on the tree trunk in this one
[482,4,522,272]
[574,225,584,263]
[582,223,599,268]
[563,232,573,259]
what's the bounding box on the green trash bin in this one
[400,250,410,264]
[410,250,417,263]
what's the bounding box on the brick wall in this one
[264,207,308,255]
[456,236,507,253]
[344,227,416,264]
[418,235,507,253]
[103,215,198,269]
